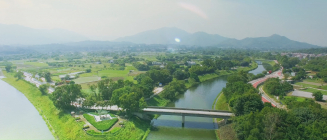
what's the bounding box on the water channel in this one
[0,63,265,140]
[146,62,265,140]
[0,78,54,139]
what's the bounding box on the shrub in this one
[313,91,323,101]
[83,114,118,131]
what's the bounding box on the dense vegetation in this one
[264,78,293,97]
[219,71,327,140]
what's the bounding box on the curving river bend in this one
[146,63,265,140]
[0,63,265,140]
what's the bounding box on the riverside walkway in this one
[248,63,284,108]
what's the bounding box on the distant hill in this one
[115,27,229,46]
[216,34,321,50]
[115,27,321,50]
[0,23,88,45]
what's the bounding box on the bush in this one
[313,91,323,101]
[83,114,118,131]
[86,69,91,73]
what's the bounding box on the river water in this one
[0,63,264,140]
[146,62,265,140]
[0,79,54,139]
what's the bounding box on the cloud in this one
[178,2,208,19]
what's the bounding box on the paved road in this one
[292,90,327,100]
[248,60,284,108]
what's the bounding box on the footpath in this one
[0,69,4,78]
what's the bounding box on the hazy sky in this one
[0,0,326,46]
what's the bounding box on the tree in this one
[5,64,12,72]
[86,69,91,73]
[161,80,186,101]
[44,71,52,82]
[119,92,147,115]
[230,93,264,116]
[64,75,70,80]
[14,71,24,80]
[39,84,49,95]
[313,91,323,101]
[50,84,82,110]
[190,73,200,82]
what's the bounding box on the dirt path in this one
[0,69,4,77]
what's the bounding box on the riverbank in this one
[2,71,151,140]
[148,61,258,107]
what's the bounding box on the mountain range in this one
[115,27,321,50]
[0,23,88,45]
[0,24,322,50]
[115,27,228,46]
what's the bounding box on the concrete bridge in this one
[85,106,233,126]
[142,107,233,126]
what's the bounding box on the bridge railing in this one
[146,106,233,113]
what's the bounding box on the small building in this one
[35,74,40,79]
[152,62,163,65]
[291,72,296,77]
[109,60,115,63]
[159,83,162,87]
[159,65,165,68]
[187,61,196,65]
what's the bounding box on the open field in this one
[295,82,327,90]
[300,88,327,95]
[74,76,100,84]
[24,62,49,67]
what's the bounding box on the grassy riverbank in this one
[148,61,258,107]
[2,71,150,140]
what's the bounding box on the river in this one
[0,78,54,139]
[146,62,265,140]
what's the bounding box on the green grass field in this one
[284,96,306,102]
[83,114,118,131]
[214,93,230,122]
[300,88,327,95]
[24,62,49,67]
[295,82,327,90]
[261,60,276,66]
[74,76,100,84]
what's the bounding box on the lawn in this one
[74,76,100,84]
[24,62,49,67]
[83,114,118,131]
[284,96,306,102]
[261,60,276,66]
[301,88,327,95]
[98,69,129,78]
[214,93,230,122]
[146,95,170,107]
[295,82,327,90]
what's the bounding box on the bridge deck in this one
[143,108,233,118]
